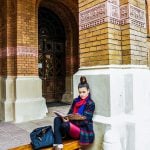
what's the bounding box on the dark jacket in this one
[68,96,95,145]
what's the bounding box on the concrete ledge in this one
[79,65,149,70]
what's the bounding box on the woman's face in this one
[78,87,89,99]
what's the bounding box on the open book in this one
[53,111,86,120]
[53,111,68,118]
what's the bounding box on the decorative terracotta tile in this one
[120,4,146,28]
[79,1,120,30]
[79,2,107,30]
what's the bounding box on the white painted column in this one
[73,65,150,150]
[0,76,48,122]
[0,76,16,121]
[102,128,122,150]
[14,76,48,122]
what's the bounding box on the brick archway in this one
[36,0,79,102]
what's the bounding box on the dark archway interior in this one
[38,7,66,102]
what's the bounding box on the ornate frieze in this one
[129,4,146,28]
[120,4,146,28]
[79,1,120,30]
[79,2,107,30]
[107,2,120,25]
[79,1,146,30]
[108,0,119,5]
[17,46,38,57]
[120,5,129,25]
[0,46,38,58]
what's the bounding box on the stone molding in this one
[79,65,149,70]
[79,0,146,30]
[0,46,38,57]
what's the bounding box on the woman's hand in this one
[62,116,69,122]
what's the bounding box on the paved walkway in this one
[0,105,70,150]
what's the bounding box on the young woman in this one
[53,76,95,150]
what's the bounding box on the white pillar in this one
[0,76,15,121]
[14,76,48,122]
[102,128,122,150]
[0,76,48,122]
[73,65,150,150]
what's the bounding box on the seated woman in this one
[53,76,95,150]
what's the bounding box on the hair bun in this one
[80,76,87,84]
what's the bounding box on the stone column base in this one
[0,77,15,122]
[14,76,48,122]
[73,65,150,150]
[0,76,48,122]
[0,77,4,121]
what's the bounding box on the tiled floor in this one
[0,105,70,150]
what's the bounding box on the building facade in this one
[0,0,150,150]
[0,0,79,122]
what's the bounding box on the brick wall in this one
[1,0,148,77]
[0,0,17,76]
[17,0,38,76]
[120,0,147,65]
[0,0,38,76]
[0,0,78,77]
[79,0,122,66]
[7,0,17,75]
[0,0,12,76]
[79,0,148,67]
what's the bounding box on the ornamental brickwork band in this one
[120,4,146,28]
[0,46,38,58]
[79,1,120,30]
[79,0,146,30]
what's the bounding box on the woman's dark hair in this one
[78,76,89,90]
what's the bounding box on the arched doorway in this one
[36,0,79,103]
[38,7,66,102]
